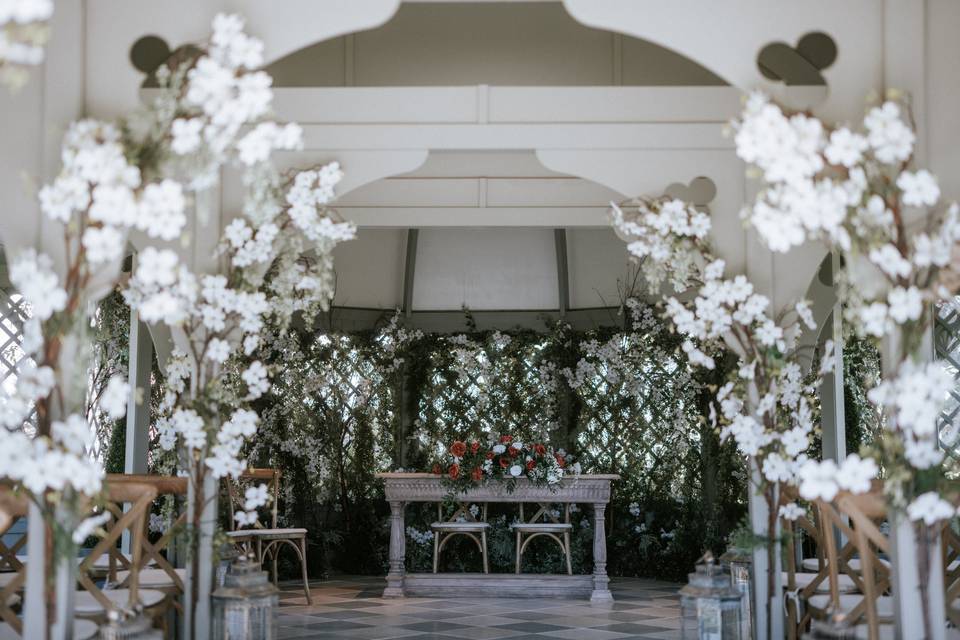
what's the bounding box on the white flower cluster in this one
[169,14,303,188]
[406,526,434,546]
[0,422,103,498]
[610,198,710,292]
[0,0,53,87]
[206,409,259,478]
[8,249,66,321]
[610,182,826,492]
[39,120,187,263]
[285,163,356,249]
[796,454,878,502]
[867,361,953,469]
[234,483,269,527]
[735,93,959,347]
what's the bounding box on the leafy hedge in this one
[248,304,748,582]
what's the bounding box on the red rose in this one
[526,460,536,471]
[449,464,460,480]
[432,464,441,475]
[508,447,518,458]
[471,467,483,481]
[485,451,495,460]
[534,444,546,456]
[499,458,510,469]
[471,441,481,454]
[450,441,467,458]
[554,454,566,469]
[500,435,512,444]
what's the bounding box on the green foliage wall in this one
[249,305,748,581]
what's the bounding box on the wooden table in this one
[377,472,619,602]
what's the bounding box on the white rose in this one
[511,442,523,450]
[509,465,523,477]
[492,444,506,454]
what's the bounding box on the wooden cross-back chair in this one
[813,488,893,640]
[0,489,28,635]
[104,475,188,612]
[512,503,573,575]
[781,486,860,639]
[227,468,311,604]
[941,503,960,627]
[74,481,169,629]
[430,502,490,574]
[782,501,823,640]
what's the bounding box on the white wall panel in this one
[566,229,631,309]
[412,229,559,310]
[331,229,406,309]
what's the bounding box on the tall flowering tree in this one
[0,0,52,89]
[117,14,354,637]
[0,12,354,639]
[610,196,877,639]
[0,119,188,636]
[733,92,960,636]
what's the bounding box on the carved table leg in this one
[590,502,614,604]
[384,500,406,597]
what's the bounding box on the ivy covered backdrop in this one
[90,284,881,583]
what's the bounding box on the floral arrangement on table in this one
[430,434,581,494]
[0,0,52,89]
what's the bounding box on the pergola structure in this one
[1,2,958,638]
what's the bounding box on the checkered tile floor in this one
[276,576,683,639]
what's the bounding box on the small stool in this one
[512,503,572,575]
[431,503,490,573]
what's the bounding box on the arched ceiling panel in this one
[266,2,725,87]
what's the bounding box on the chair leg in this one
[272,546,279,585]
[481,529,489,574]
[433,532,439,574]
[564,531,572,576]
[515,532,522,574]
[299,537,312,605]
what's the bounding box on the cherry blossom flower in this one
[99,375,130,419]
[907,492,956,525]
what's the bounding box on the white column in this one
[819,253,846,463]
[125,311,153,476]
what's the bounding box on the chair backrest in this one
[519,503,570,525]
[227,468,280,531]
[0,488,28,634]
[77,481,158,612]
[817,487,891,640]
[105,474,188,593]
[942,520,960,626]
[437,502,487,524]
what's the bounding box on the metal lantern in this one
[211,553,278,640]
[217,542,241,587]
[720,547,752,640]
[680,552,744,640]
[99,607,163,640]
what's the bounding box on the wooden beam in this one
[554,229,569,318]
[402,229,418,318]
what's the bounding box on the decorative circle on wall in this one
[757,31,836,86]
[129,35,171,74]
[665,176,717,210]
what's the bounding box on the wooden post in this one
[590,502,612,604]
[384,500,406,597]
